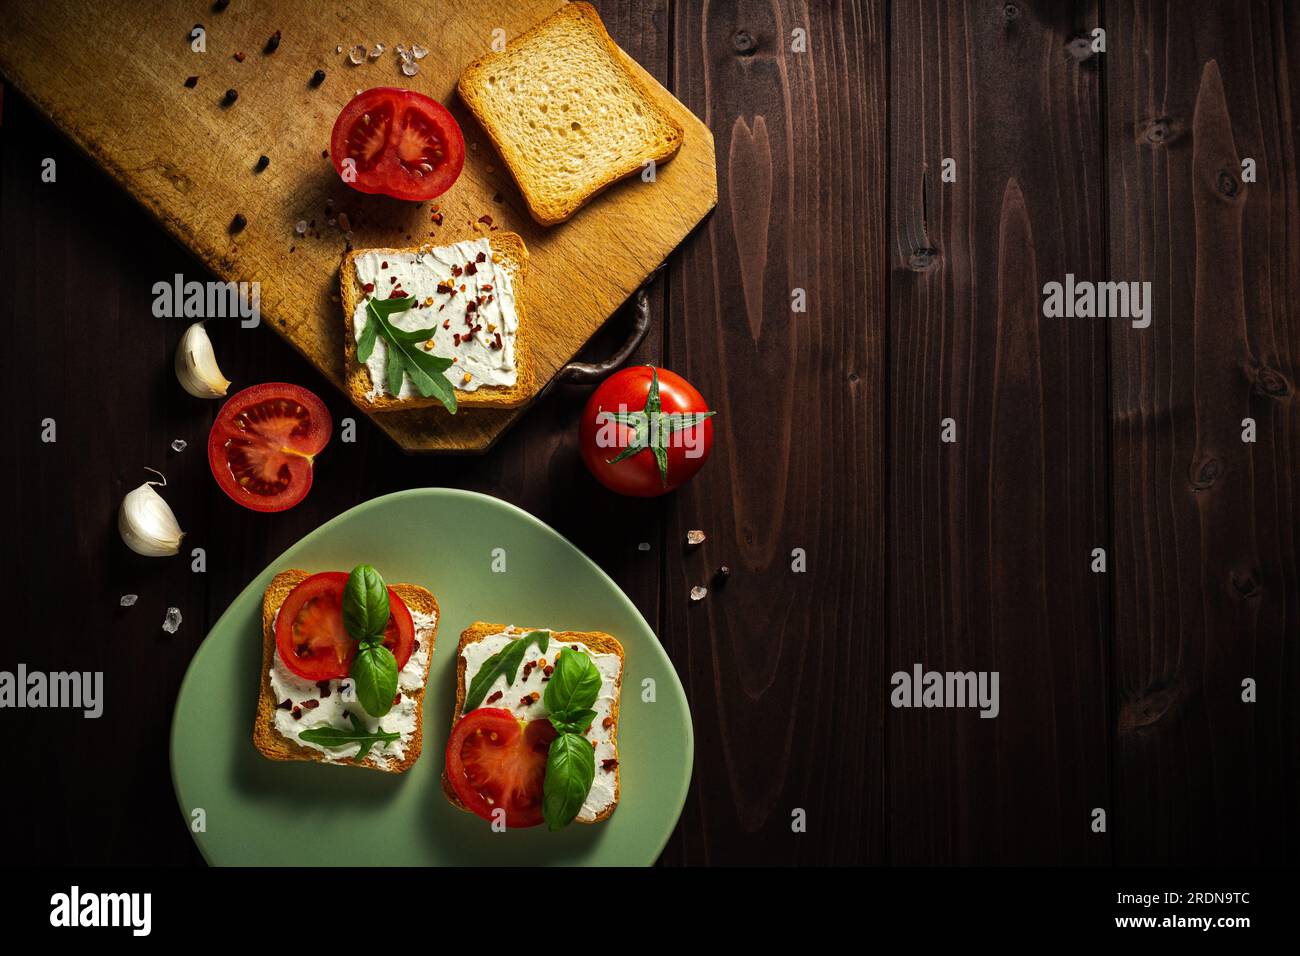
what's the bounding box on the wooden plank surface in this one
[888,0,1111,863]
[0,0,715,452]
[663,0,888,865]
[1106,0,1300,864]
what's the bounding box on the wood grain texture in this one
[662,0,887,864]
[888,0,1110,863]
[4,0,1300,869]
[1107,0,1300,864]
[0,0,715,452]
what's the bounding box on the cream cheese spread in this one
[461,628,623,822]
[351,238,519,398]
[269,607,436,771]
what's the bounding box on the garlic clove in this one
[175,321,232,398]
[119,473,186,557]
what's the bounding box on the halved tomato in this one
[208,383,332,512]
[274,571,416,681]
[330,88,465,201]
[445,709,556,828]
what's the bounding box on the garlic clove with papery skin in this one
[175,321,231,398]
[119,471,186,557]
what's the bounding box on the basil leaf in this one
[298,713,400,761]
[549,708,598,736]
[542,732,596,831]
[543,648,602,717]
[463,630,550,712]
[351,643,399,717]
[343,564,390,641]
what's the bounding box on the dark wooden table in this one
[1,0,1296,866]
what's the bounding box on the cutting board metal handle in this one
[553,264,663,387]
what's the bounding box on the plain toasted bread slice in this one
[457,2,684,226]
[340,232,533,411]
[252,569,440,774]
[441,621,624,823]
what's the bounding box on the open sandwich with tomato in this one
[443,622,624,830]
[253,565,439,773]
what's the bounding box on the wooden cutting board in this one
[0,0,715,452]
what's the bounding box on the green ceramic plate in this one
[171,489,692,866]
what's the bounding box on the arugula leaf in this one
[369,306,459,413]
[343,564,390,642]
[359,296,416,364]
[542,732,596,831]
[357,310,380,363]
[543,648,602,719]
[463,630,550,712]
[351,643,399,718]
[299,712,400,762]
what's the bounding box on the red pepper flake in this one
[601,759,619,772]
[478,214,494,226]
[451,264,463,277]
[492,332,502,350]
[393,692,402,706]
[465,300,478,314]
[362,282,374,294]
[465,261,478,276]
[233,51,246,63]
[453,333,461,346]
[602,716,614,729]
[486,690,503,704]
[302,699,319,710]
[442,319,450,329]
[430,211,444,225]
[291,706,303,720]
[380,260,388,269]
[522,661,536,680]
[413,640,421,653]
[389,275,398,284]
[276,699,292,710]
[388,287,406,298]
[476,251,487,263]
[317,681,332,698]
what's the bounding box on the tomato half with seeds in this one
[330,87,465,201]
[445,709,556,828]
[208,383,332,512]
[274,571,416,681]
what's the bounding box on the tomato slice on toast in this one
[274,571,415,681]
[445,709,556,828]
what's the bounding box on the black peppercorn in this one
[222,88,238,106]
[265,30,281,54]
[229,213,247,233]
[310,68,326,86]
[254,154,269,172]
